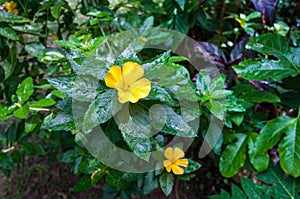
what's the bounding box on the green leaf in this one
[184,159,201,174]
[51,1,65,19]
[145,60,196,101]
[255,116,300,177]
[248,133,269,171]
[0,27,18,40]
[240,178,268,199]
[72,172,105,192]
[43,112,75,131]
[232,84,281,103]
[83,89,119,131]
[116,104,152,160]
[145,84,179,107]
[47,75,99,101]
[220,133,248,178]
[58,150,78,163]
[29,98,56,108]
[0,104,14,120]
[153,105,197,137]
[233,33,300,81]
[175,0,185,10]
[0,11,30,23]
[23,142,46,155]
[25,42,46,59]
[14,104,29,119]
[230,113,244,126]
[159,172,174,196]
[258,165,300,198]
[278,118,300,177]
[143,172,158,195]
[3,45,17,79]
[16,77,34,104]
[25,114,40,133]
[0,153,14,171]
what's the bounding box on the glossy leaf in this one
[233,34,300,81]
[14,104,29,119]
[43,112,75,131]
[25,42,46,59]
[195,42,227,67]
[82,89,118,131]
[251,0,276,26]
[0,11,30,23]
[184,159,201,174]
[255,116,300,177]
[16,77,34,104]
[0,27,18,40]
[220,133,248,178]
[258,165,300,198]
[29,98,56,108]
[47,75,99,101]
[232,84,280,103]
[159,172,174,196]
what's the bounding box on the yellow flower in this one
[163,147,188,175]
[104,61,151,103]
[5,1,19,15]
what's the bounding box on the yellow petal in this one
[175,159,188,167]
[105,66,122,88]
[165,164,172,172]
[171,164,184,175]
[117,90,133,103]
[164,147,173,160]
[122,62,144,86]
[129,78,151,102]
[173,147,185,160]
[163,160,172,168]
[6,1,17,10]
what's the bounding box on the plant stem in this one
[29,107,51,112]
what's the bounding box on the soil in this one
[0,152,229,199]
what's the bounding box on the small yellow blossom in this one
[104,61,151,103]
[163,147,188,175]
[5,1,19,15]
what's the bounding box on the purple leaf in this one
[230,37,249,62]
[194,42,227,67]
[251,0,276,27]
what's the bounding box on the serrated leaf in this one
[83,89,119,131]
[47,75,99,101]
[159,172,174,196]
[184,159,201,174]
[152,105,196,137]
[0,27,18,40]
[0,11,30,23]
[43,112,75,131]
[116,104,152,160]
[16,77,34,104]
[145,84,179,107]
[220,133,248,178]
[233,34,300,81]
